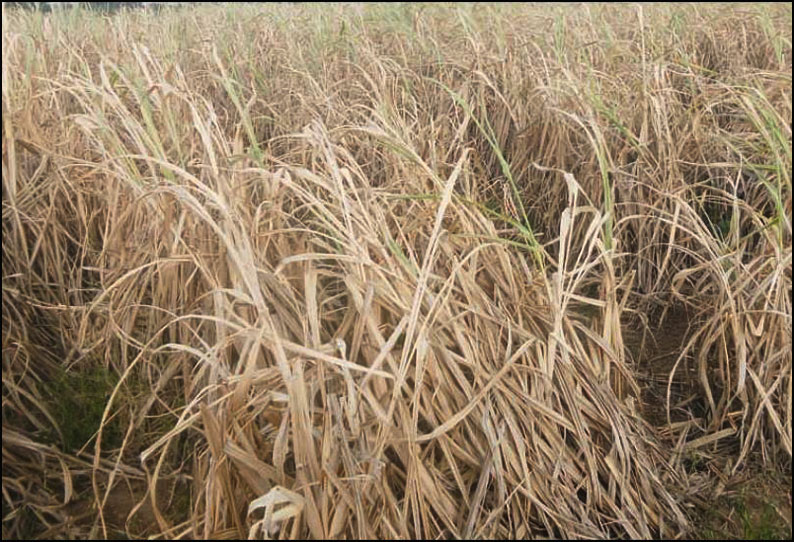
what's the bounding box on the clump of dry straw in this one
[2,2,790,539]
